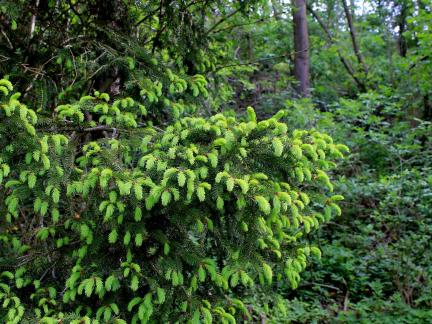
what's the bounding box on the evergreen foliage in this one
[2,0,430,322]
[0,0,258,123]
[0,79,346,322]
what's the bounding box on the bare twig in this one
[0,28,13,49]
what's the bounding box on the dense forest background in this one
[0,0,431,323]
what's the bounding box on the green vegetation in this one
[0,0,431,323]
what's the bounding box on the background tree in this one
[292,0,310,97]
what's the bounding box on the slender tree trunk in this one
[29,0,40,38]
[423,95,431,121]
[307,4,366,92]
[292,0,310,97]
[397,1,408,57]
[246,32,254,61]
[341,0,368,75]
[376,1,395,86]
[385,25,395,86]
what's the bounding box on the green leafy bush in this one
[0,79,347,323]
[259,93,432,323]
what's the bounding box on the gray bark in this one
[292,0,310,97]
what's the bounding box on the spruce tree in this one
[0,78,347,323]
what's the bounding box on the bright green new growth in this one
[0,79,347,323]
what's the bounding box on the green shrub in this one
[262,94,432,323]
[0,79,347,323]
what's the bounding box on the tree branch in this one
[341,0,368,75]
[307,4,366,91]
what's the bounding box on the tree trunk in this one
[246,32,254,61]
[29,0,40,39]
[376,1,395,86]
[292,0,310,97]
[397,1,408,57]
[423,94,431,121]
[341,0,368,75]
